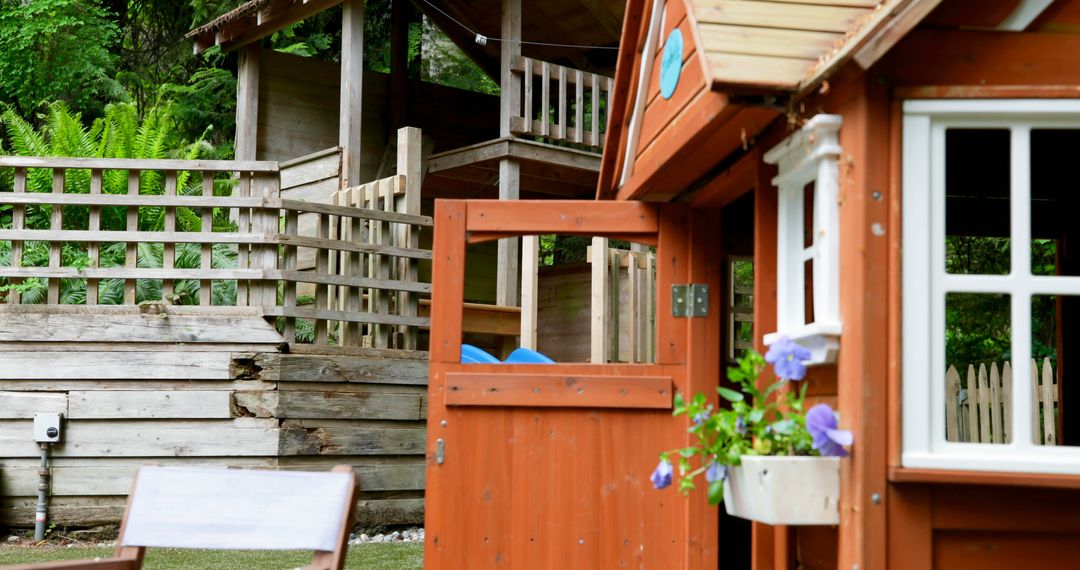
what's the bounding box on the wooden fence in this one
[589,239,656,364]
[517,238,655,363]
[0,147,430,350]
[509,56,613,150]
[945,358,1058,445]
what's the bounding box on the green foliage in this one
[944,236,1058,372]
[0,100,238,306]
[0,0,124,118]
[420,20,498,95]
[158,68,236,154]
[664,351,816,505]
[271,8,341,60]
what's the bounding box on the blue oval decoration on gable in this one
[660,28,684,100]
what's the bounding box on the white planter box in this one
[723,456,840,525]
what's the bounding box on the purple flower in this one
[735,415,747,435]
[692,409,711,425]
[805,403,854,457]
[705,461,726,483]
[765,336,811,380]
[650,458,673,489]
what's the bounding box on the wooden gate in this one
[425,200,723,569]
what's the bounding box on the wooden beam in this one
[340,0,364,187]
[596,0,648,199]
[685,151,758,208]
[617,0,664,189]
[465,200,659,235]
[835,73,891,570]
[418,300,521,337]
[429,201,468,364]
[496,0,523,309]
[590,236,610,363]
[443,373,673,408]
[426,137,601,174]
[235,45,260,161]
[882,28,1080,86]
[0,156,277,172]
[496,158,521,307]
[895,84,1080,99]
[751,146,780,570]
[195,0,347,54]
[520,235,539,349]
[852,0,946,70]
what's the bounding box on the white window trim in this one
[903,99,1080,474]
[763,114,843,365]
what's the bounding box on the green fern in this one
[0,101,240,306]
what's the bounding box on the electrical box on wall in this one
[34,412,62,443]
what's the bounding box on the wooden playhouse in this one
[424,0,1080,568]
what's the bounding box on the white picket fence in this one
[945,358,1058,445]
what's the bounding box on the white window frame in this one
[763,114,843,365]
[903,99,1080,474]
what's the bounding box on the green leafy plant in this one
[0,0,124,118]
[0,100,238,306]
[653,339,853,505]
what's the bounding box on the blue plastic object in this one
[503,347,556,364]
[460,344,500,364]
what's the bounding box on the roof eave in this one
[186,0,346,55]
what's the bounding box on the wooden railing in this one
[0,155,432,350]
[509,56,613,150]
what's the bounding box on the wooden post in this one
[9,168,25,304]
[835,74,890,570]
[389,0,411,132]
[251,172,280,308]
[591,236,609,363]
[496,0,522,308]
[162,171,177,303]
[125,171,140,305]
[235,45,260,162]
[340,0,365,188]
[199,175,214,306]
[47,169,63,304]
[398,127,423,349]
[752,150,780,569]
[86,169,102,305]
[520,235,539,349]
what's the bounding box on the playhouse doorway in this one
[718,192,755,569]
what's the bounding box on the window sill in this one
[764,322,841,366]
[889,466,1080,490]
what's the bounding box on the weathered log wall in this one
[0,308,427,529]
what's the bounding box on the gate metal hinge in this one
[672,284,709,317]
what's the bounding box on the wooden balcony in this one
[422,58,612,201]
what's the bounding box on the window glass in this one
[945,129,1010,275]
[945,292,1011,444]
[1032,295,1063,446]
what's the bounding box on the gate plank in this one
[444,373,673,408]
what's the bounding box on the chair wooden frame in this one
[3,465,359,570]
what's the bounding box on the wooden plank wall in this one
[534,263,640,363]
[257,50,386,184]
[0,309,428,529]
[257,50,500,176]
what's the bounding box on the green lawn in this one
[0,543,423,569]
